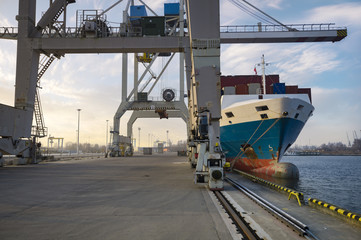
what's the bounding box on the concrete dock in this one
[224,172,361,240]
[1,153,361,239]
[0,153,232,240]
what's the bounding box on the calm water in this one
[281,155,361,214]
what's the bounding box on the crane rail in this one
[213,190,261,240]
[224,177,320,240]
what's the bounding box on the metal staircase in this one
[37,55,55,81]
[32,88,48,138]
[37,0,76,37]
[31,54,57,138]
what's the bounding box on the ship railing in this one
[220,23,346,33]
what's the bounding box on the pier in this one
[1,154,360,240]
[0,1,355,239]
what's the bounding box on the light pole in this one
[138,127,141,151]
[166,130,169,148]
[106,120,109,154]
[77,109,81,155]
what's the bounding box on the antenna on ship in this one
[256,55,269,95]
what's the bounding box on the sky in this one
[0,0,360,148]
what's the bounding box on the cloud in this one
[296,86,361,145]
[221,43,341,85]
[220,0,285,25]
[274,44,341,84]
[252,0,284,10]
[306,2,361,27]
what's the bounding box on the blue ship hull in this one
[220,118,305,172]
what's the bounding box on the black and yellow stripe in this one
[337,29,347,37]
[309,198,361,223]
[233,169,304,203]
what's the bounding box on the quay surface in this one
[0,153,232,240]
[1,153,361,239]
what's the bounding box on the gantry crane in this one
[0,0,346,189]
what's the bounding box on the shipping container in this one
[298,88,312,103]
[220,75,279,89]
[248,83,261,94]
[223,86,236,95]
[273,83,286,94]
[235,84,248,94]
[266,85,273,94]
[285,85,298,94]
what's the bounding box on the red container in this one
[286,85,298,94]
[235,84,248,94]
[298,88,312,103]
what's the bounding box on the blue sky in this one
[0,0,360,147]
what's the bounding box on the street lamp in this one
[166,130,169,147]
[77,109,81,155]
[138,127,141,151]
[106,120,109,154]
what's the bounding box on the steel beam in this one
[220,30,347,43]
[32,37,186,54]
[12,0,39,139]
[127,110,187,138]
[121,53,128,101]
[1,29,347,44]
[127,101,188,112]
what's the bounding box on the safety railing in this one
[0,26,177,39]
[220,23,345,33]
[0,27,18,38]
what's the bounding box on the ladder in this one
[37,55,55,81]
[32,54,57,138]
[32,88,47,138]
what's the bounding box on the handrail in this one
[0,27,18,38]
[220,23,346,33]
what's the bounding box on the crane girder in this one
[220,29,347,44]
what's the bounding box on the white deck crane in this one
[0,1,347,190]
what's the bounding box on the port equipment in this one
[0,0,347,190]
[47,136,64,155]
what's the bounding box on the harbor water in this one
[283,155,361,214]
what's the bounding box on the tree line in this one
[291,138,361,155]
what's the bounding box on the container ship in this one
[220,56,314,178]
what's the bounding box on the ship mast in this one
[258,54,269,95]
[261,54,266,95]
